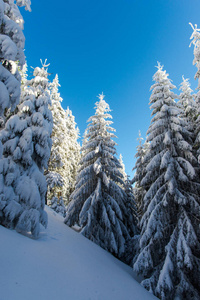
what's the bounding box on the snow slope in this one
[0,206,157,300]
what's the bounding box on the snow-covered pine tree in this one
[64,107,80,203]
[65,93,136,258]
[0,0,31,122]
[132,131,149,218]
[46,74,67,206]
[179,76,195,122]
[122,175,139,266]
[190,23,200,163]
[119,154,127,183]
[133,63,200,300]
[178,76,196,144]
[0,61,53,237]
[118,153,138,240]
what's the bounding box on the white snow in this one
[0,206,157,300]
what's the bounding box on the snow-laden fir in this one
[133,63,200,300]
[65,93,138,261]
[0,0,30,120]
[0,61,52,237]
[190,23,200,164]
[132,131,150,219]
[46,74,80,209]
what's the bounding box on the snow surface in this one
[0,206,157,300]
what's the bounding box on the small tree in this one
[46,75,66,202]
[119,154,127,183]
[65,93,136,258]
[64,107,80,202]
[132,131,149,218]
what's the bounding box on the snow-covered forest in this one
[0,1,200,300]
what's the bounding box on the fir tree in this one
[179,76,195,123]
[133,63,200,300]
[190,23,200,163]
[122,175,139,266]
[65,93,136,258]
[64,107,80,202]
[119,154,127,183]
[178,76,196,146]
[46,74,66,203]
[132,131,149,218]
[0,0,31,122]
[0,61,52,237]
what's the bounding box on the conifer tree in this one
[0,61,52,237]
[0,0,31,122]
[178,77,196,147]
[190,23,200,163]
[46,74,66,203]
[64,107,80,202]
[65,93,136,258]
[133,63,200,300]
[132,131,149,218]
[122,175,139,266]
[179,76,195,123]
[119,154,127,183]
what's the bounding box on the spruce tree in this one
[65,93,135,258]
[46,74,66,203]
[132,131,149,218]
[178,76,196,147]
[0,0,31,121]
[64,107,80,202]
[0,61,52,237]
[133,63,200,300]
[190,23,200,163]
[119,154,127,183]
[179,76,195,123]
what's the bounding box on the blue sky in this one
[22,0,200,175]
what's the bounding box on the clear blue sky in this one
[21,0,200,176]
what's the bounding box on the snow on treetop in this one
[98,92,105,101]
[189,23,200,48]
[16,0,31,11]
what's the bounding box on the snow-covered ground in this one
[0,206,157,300]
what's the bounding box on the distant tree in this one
[65,93,137,258]
[119,154,127,183]
[64,107,80,202]
[0,61,53,237]
[46,75,66,204]
[132,131,149,218]
[178,76,196,147]
[48,196,66,217]
[122,175,139,266]
[179,76,195,123]
[133,63,200,300]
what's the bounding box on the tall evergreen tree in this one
[0,61,52,237]
[133,63,200,300]
[190,23,200,163]
[0,0,31,122]
[65,93,136,258]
